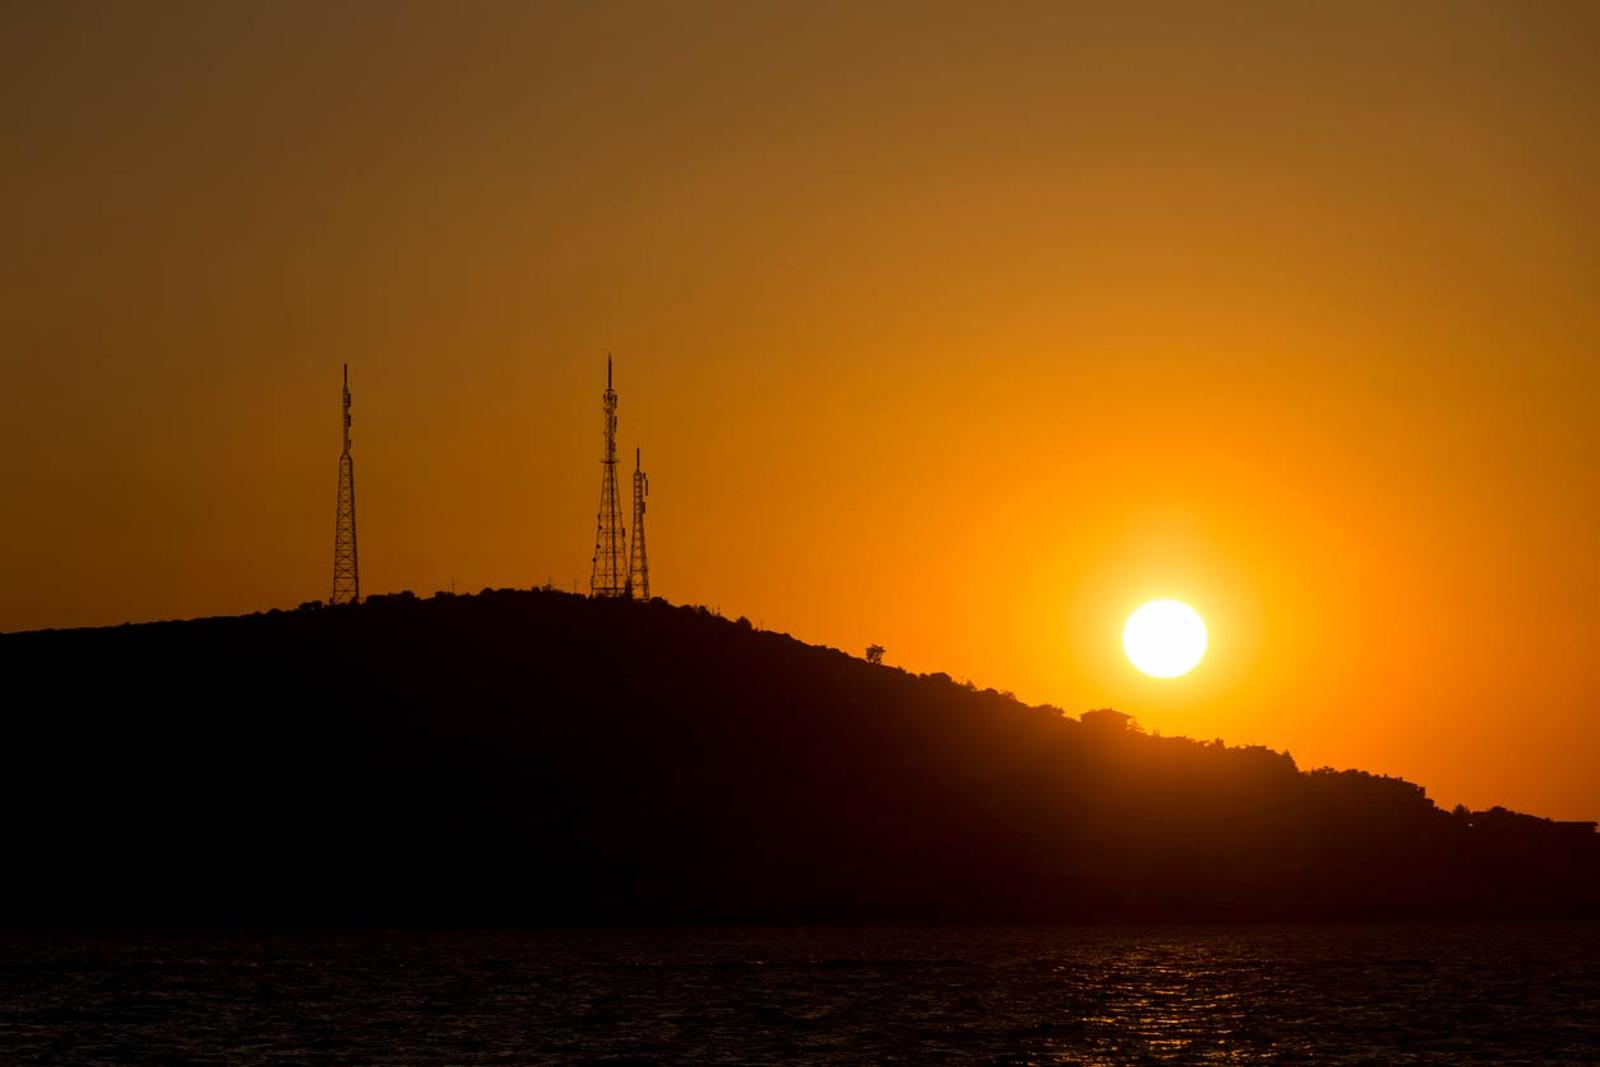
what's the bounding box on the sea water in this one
[2,925,1596,1064]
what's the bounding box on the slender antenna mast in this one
[589,355,627,597]
[331,364,359,605]
[628,446,650,600]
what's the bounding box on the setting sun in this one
[1124,600,1208,679]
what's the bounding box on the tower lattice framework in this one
[589,356,628,597]
[628,447,650,600]
[331,363,359,605]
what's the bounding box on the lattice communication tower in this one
[627,447,650,600]
[589,356,628,597]
[331,364,359,605]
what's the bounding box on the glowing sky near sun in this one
[2,2,1598,819]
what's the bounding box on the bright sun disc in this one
[1123,599,1207,678]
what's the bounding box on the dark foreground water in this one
[2,926,1597,1065]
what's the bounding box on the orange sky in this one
[3,2,1597,818]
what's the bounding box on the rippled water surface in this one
[2,925,1597,1064]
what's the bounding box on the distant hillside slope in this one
[2,589,1595,926]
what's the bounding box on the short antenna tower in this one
[627,447,650,600]
[331,364,359,605]
[589,356,627,597]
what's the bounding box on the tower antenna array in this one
[628,447,650,600]
[331,364,360,605]
[589,356,628,597]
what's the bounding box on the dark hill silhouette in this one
[1,589,1595,926]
